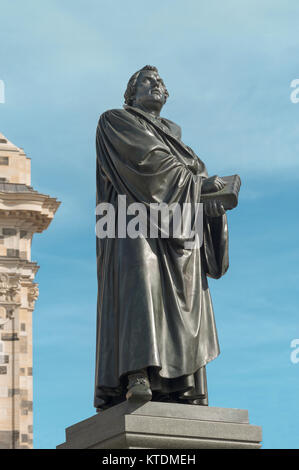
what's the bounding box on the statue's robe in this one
[94,105,229,408]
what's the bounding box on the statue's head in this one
[124,65,169,113]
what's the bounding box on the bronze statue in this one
[94,65,239,410]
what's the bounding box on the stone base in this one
[57,401,262,449]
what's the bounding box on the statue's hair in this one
[124,65,169,106]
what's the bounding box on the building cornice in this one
[0,191,60,232]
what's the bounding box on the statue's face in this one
[133,70,166,112]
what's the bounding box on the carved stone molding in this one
[0,273,21,304]
[27,283,39,308]
[0,304,16,328]
[0,191,60,233]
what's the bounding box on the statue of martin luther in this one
[94,65,233,411]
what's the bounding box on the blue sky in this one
[0,0,299,449]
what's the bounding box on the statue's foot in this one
[177,395,208,406]
[126,372,152,403]
[189,397,208,406]
[180,398,208,406]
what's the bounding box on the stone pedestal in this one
[57,401,262,449]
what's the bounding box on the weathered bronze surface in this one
[94,66,239,409]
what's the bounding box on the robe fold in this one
[94,105,229,408]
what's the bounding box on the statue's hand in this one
[202,175,225,194]
[204,199,225,217]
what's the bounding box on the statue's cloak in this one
[94,105,229,408]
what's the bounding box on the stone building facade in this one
[0,132,59,448]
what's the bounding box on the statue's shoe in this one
[189,397,208,406]
[177,395,208,406]
[126,377,152,402]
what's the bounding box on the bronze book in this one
[200,174,241,210]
